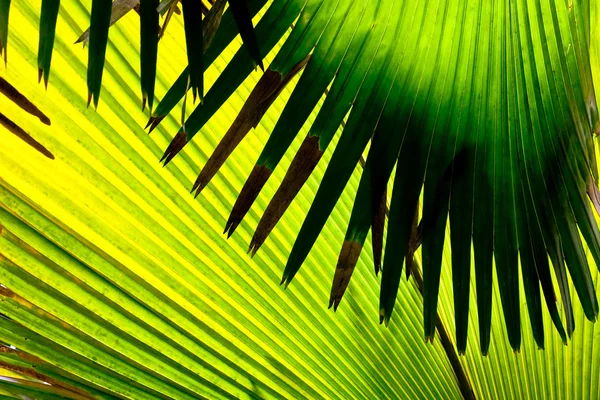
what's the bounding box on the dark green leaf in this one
[147,0,268,132]
[160,0,303,162]
[282,14,402,286]
[37,0,60,88]
[227,0,263,70]
[87,0,113,108]
[225,0,373,237]
[249,0,394,255]
[180,0,203,102]
[140,0,160,111]
[76,0,138,45]
[0,0,10,64]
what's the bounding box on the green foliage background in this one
[0,0,599,398]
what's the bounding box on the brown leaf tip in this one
[329,240,363,311]
[146,115,166,133]
[251,135,322,257]
[224,164,272,238]
[371,187,387,276]
[161,130,188,165]
[190,69,285,197]
[192,153,226,196]
[247,241,260,258]
[0,77,51,124]
[39,114,51,126]
[0,113,54,159]
[223,218,239,239]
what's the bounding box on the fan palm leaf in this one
[151,0,600,353]
[0,0,599,398]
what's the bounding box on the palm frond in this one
[2,0,600,398]
[86,0,113,108]
[0,0,10,63]
[139,0,160,111]
[75,0,139,46]
[150,0,600,353]
[37,0,60,87]
[0,0,599,378]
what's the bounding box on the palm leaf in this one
[2,0,600,398]
[37,0,60,87]
[227,0,262,70]
[183,0,598,352]
[180,0,203,102]
[0,6,468,397]
[0,0,9,63]
[75,0,139,46]
[147,0,267,132]
[86,0,112,108]
[139,0,160,111]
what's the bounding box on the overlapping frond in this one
[1,0,600,361]
[147,0,600,354]
[2,0,600,398]
[0,2,468,398]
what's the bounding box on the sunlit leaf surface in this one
[0,0,599,399]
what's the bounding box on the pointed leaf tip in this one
[0,77,51,125]
[330,240,363,311]
[247,243,256,257]
[0,113,54,159]
[223,217,239,238]
[227,164,272,235]
[251,134,321,253]
[140,0,159,115]
[228,0,263,70]
[0,0,9,65]
[181,0,204,102]
[223,218,238,238]
[161,130,188,165]
[149,116,165,133]
[87,0,113,109]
